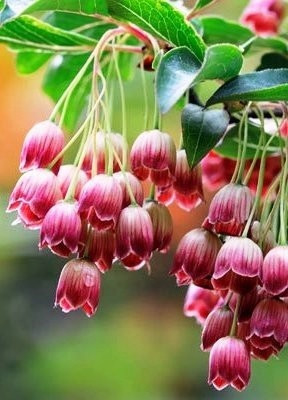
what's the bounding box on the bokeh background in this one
[1,1,288,399]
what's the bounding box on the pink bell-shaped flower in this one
[115,205,153,270]
[144,201,173,253]
[280,118,288,138]
[213,237,263,294]
[130,129,176,186]
[57,165,88,200]
[114,171,144,208]
[87,229,115,273]
[208,337,251,391]
[248,298,288,360]
[39,201,82,257]
[20,120,65,174]
[183,284,220,324]
[201,306,234,351]
[78,174,123,230]
[7,168,63,229]
[55,258,101,317]
[203,183,253,236]
[260,246,288,296]
[171,228,222,289]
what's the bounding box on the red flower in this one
[39,201,82,257]
[280,119,288,138]
[55,258,101,317]
[57,165,88,200]
[213,237,263,294]
[87,229,115,273]
[208,337,251,391]
[20,120,65,174]
[78,174,123,230]
[261,246,288,296]
[115,206,153,270]
[114,171,144,208]
[7,169,62,229]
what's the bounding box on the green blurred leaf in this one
[108,0,205,61]
[253,36,288,54]
[199,16,253,46]
[16,51,51,74]
[0,0,5,12]
[181,104,229,167]
[193,0,216,11]
[156,44,243,113]
[43,53,92,132]
[0,15,95,51]
[22,0,108,15]
[207,69,288,105]
[215,123,283,159]
[257,52,288,71]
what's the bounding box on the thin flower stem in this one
[236,111,249,183]
[231,112,246,183]
[140,59,149,131]
[149,184,156,201]
[229,295,241,337]
[279,139,288,244]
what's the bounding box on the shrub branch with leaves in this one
[3,0,288,392]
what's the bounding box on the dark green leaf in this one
[215,123,283,159]
[193,0,216,12]
[43,53,92,132]
[22,0,108,16]
[156,44,243,113]
[199,16,253,46]
[0,15,95,51]
[207,69,288,105]
[181,104,229,167]
[257,53,288,71]
[107,0,205,61]
[16,51,51,73]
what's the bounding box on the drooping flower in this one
[7,168,63,229]
[20,120,65,174]
[87,229,115,273]
[39,201,82,257]
[203,184,254,236]
[213,237,263,294]
[208,337,251,391]
[57,165,88,200]
[114,171,144,208]
[144,201,173,253]
[78,174,123,230]
[55,258,101,317]
[115,205,153,270]
[171,228,222,288]
[261,246,288,296]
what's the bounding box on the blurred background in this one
[1,1,288,399]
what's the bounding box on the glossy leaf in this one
[108,0,205,61]
[207,69,288,105]
[22,0,108,16]
[215,123,283,159]
[181,104,230,167]
[16,51,51,74]
[156,44,243,113]
[257,53,288,71]
[193,0,216,11]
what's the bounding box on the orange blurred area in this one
[0,46,52,189]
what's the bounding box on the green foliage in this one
[193,0,216,12]
[181,104,229,167]
[0,0,5,12]
[156,44,243,113]
[23,0,108,15]
[207,69,288,105]
[215,123,283,160]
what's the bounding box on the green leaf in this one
[22,0,108,16]
[257,53,288,71]
[215,123,283,159]
[16,51,51,73]
[0,15,96,51]
[253,36,288,54]
[193,0,216,12]
[107,0,205,61]
[198,16,253,46]
[181,104,230,167]
[156,44,243,113]
[207,69,288,105]
[0,0,5,12]
[43,53,92,132]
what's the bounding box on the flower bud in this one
[260,246,288,296]
[248,298,288,360]
[115,206,153,270]
[213,237,263,294]
[7,169,63,229]
[57,165,88,200]
[20,120,65,174]
[201,306,234,351]
[55,258,101,317]
[78,174,123,230]
[130,130,176,186]
[183,284,220,324]
[39,202,82,257]
[171,228,222,289]
[208,337,251,391]
[82,132,123,175]
[173,150,203,194]
[87,229,115,273]
[114,171,144,208]
[203,183,253,236]
[250,220,276,255]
